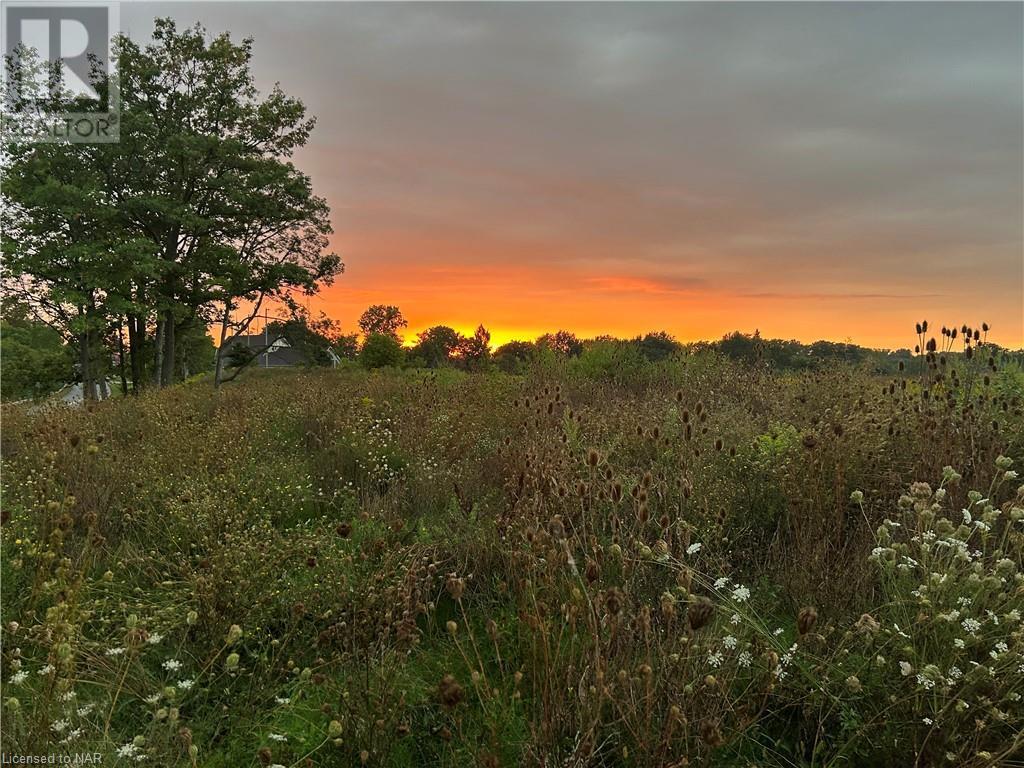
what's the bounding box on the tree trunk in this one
[160,311,176,386]
[153,318,165,386]
[127,314,144,393]
[116,321,129,396]
[79,328,94,401]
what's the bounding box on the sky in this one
[125,2,1024,349]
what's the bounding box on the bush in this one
[360,332,404,369]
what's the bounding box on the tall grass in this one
[1,351,1022,766]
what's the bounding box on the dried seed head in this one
[797,606,818,636]
[437,674,464,709]
[446,576,465,601]
[687,597,714,631]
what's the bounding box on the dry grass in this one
[1,350,1022,766]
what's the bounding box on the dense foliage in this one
[1,350,1022,766]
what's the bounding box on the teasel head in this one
[676,390,684,402]
[797,606,818,636]
[604,587,623,616]
[586,448,599,467]
[437,674,464,709]
[611,482,623,502]
[446,575,465,601]
[687,596,714,631]
[714,438,723,451]
[699,719,724,748]
[585,558,601,584]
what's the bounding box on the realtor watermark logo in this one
[2,0,120,142]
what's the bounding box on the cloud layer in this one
[127,2,1024,347]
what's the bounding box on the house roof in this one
[231,334,287,349]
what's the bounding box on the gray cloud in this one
[124,2,1023,311]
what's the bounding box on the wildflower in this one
[900,661,913,676]
[147,633,163,645]
[686,542,702,555]
[274,697,290,705]
[106,647,127,657]
[953,638,965,649]
[116,744,138,758]
[225,653,240,670]
[722,635,738,650]
[162,659,182,672]
[714,577,729,590]
[706,650,723,667]
[51,719,70,732]
[39,665,55,676]
[923,718,933,725]
[144,694,160,705]
[268,733,287,742]
[738,651,753,668]
[961,618,981,635]
[846,675,862,692]
[990,641,1009,659]
[731,585,751,603]
[177,679,194,690]
[8,671,28,685]
[76,704,95,716]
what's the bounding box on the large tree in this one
[2,19,341,394]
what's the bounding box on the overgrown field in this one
[2,352,1023,766]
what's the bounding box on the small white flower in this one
[8,671,28,685]
[723,635,738,650]
[961,618,981,635]
[59,691,77,702]
[953,638,965,649]
[714,577,730,590]
[899,661,913,676]
[39,664,55,676]
[731,586,751,603]
[116,744,138,758]
[144,694,160,705]
[948,666,962,680]
[162,659,182,672]
[990,641,1009,659]
[737,651,753,668]
[106,647,127,657]
[77,704,95,716]
[177,679,194,690]
[730,613,741,625]
[707,650,723,667]
[51,719,70,733]
[686,542,702,555]
[274,696,290,705]
[268,733,287,742]
[923,717,933,725]
[146,633,163,645]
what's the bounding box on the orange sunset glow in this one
[131,2,1024,350]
